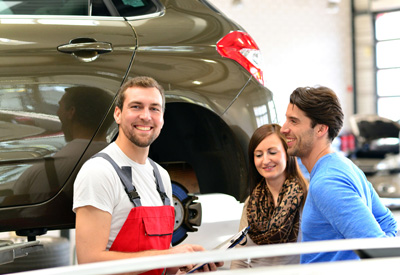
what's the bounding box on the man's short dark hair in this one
[290,86,344,141]
[116,76,165,111]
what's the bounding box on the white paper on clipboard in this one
[186,226,250,274]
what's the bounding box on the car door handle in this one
[57,41,112,54]
[57,38,113,62]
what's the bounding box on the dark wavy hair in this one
[115,76,165,112]
[248,124,308,204]
[290,86,344,142]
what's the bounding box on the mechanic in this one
[280,86,398,263]
[73,76,222,275]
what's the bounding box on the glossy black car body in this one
[0,0,277,240]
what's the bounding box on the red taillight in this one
[216,31,264,85]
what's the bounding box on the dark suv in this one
[0,0,277,246]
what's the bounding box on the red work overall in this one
[96,153,174,275]
[110,205,174,275]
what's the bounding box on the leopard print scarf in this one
[247,177,304,245]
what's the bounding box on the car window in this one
[0,0,162,17]
[0,0,88,15]
[92,0,162,17]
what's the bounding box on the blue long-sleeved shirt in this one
[300,152,398,263]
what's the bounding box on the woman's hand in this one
[176,261,224,274]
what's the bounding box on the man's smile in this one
[135,125,152,131]
[286,137,296,146]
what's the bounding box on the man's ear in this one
[316,124,329,137]
[114,106,121,124]
[67,106,76,120]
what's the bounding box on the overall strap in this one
[93,153,171,206]
[148,158,171,206]
[94,153,142,207]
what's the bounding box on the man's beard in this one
[287,137,313,158]
[121,124,160,148]
[287,146,299,157]
[128,134,157,148]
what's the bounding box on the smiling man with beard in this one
[73,76,221,275]
[280,86,397,263]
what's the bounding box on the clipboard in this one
[186,226,250,274]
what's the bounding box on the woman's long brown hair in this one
[247,123,308,205]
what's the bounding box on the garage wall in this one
[353,7,376,116]
[209,0,354,131]
[353,0,400,116]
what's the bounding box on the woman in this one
[231,124,308,268]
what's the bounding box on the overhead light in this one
[232,0,243,9]
[327,0,341,14]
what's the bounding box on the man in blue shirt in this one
[280,86,397,263]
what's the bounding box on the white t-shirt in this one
[73,142,173,249]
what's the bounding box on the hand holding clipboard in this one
[185,226,250,274]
